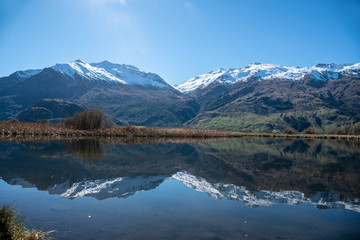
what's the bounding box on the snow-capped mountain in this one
[17,59,170,88]
[176,62,360,93]
[0,60,198,126]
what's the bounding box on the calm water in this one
[0,138,360,240]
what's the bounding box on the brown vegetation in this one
[0,121,241,139]
[0,205,50,240]
[64,109,106,130]
[283,126,296,134]
[0,120,360,141]
[1,109,360,141]
[334,122,360,135]
[302,126,316,134]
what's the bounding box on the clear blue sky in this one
[1,0,359,85]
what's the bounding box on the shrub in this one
[336,124,352,135]
[56,121,65,128]
[302,126,316,134]
[325,126,338,135]
[36,119,50,125]
[336,122,360,135]
[64,109,107,130]
[352,122,360,135]
[283,126,296,135]
[8,119,19,124]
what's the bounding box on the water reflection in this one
[66,139,104,160]
[0,138,359,212]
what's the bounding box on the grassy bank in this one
[1,121,360,141]
[0,205,50,240]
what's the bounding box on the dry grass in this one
[0,121,359,141]
[0,205,51,240]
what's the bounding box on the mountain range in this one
[1,60,359,132]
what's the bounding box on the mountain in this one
[0,60,198,127]
[1,60,359,131]
[176,63,360,93]
[17,99,85,122]
[176,63,360,132]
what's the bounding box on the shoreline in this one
[1,122,360,141]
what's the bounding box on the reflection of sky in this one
[1,139,360,238]
[4,171,360,213]
[1,178,360,240]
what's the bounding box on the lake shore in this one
[1,121,360,141]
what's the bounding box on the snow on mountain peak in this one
[15,69,41,79]
[176,62,360,93]
[50,60,170,88]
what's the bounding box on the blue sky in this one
[0,0,359,85]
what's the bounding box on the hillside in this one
[16,99,85,123]
[177,63,360,132]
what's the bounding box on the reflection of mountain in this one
[49,175,165,200]
[173,171,360,212]
[0,138,359,211]
[7,171,359,213]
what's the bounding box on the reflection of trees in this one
[66,139,104,160]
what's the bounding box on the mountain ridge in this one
[178,62,360,132]
[11,59,171,88]
[176,62,360,93]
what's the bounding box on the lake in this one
[0,138,359,239]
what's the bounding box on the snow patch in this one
[15,69,41,79]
